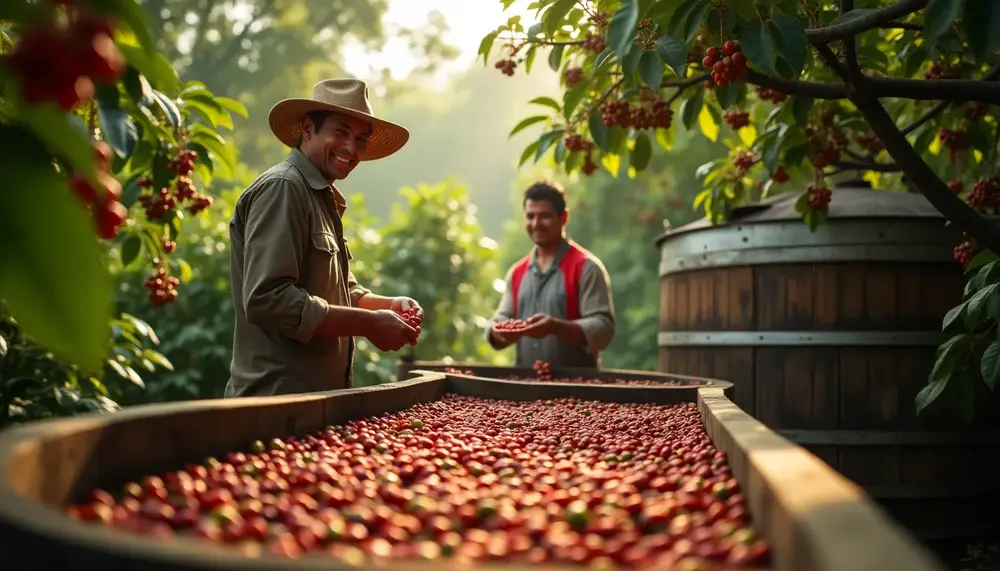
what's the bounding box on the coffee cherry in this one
[186,194,214,215]
[703,41,747,86]
[66,393,769,569]
[938,128,968,162]
[564,134,595,153]
[732,151,755,174]
[95,200,128,239]
[772,166,789,184]
[947,179,964,194]
[144,260,180,306]
[723,110,750,130]
[805,184,832,211]
[965,103,989,120]
[968,176,1000,212]
[582,33,606,53]
[494,59,517,76]
[855,133,883,155]
[494,318,529,332]
[953,241,976,267]
[600,101,631,128]
[563,67,583,87]
[753,86,787,104]
[581,156,598,176]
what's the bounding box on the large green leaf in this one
[606,0,640,58]
[741,20,778,75]
[655,36,687,77]
[13,101,95,179]
[543,0,577,37]
[0,126,113,372]
[638,51,664,88]
[116,41,180,96]
[963,0,1000,61]
[630,132,652,171]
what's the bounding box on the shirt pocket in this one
[307,231,342,299]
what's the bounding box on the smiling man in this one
[225,78,423,398]
[485,180,616,368]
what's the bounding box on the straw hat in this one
[268,78,410,161]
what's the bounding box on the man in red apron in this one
[486,181,616,368]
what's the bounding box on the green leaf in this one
[942,301,968,331]
[770,15,808,79]
[593,48,616,75]
[152,90,182,126]
[115,41,179,95]
[965,283,999,328]
[543,0,577,37]
[606,0,641,58]
[917,375,950,415]
[902,45,928,78]
[0,126,112,372]
[535,130,565,162]
[548,44,565,72]
[509,115,549,138]
[968,250,1000,271]
[656,126,674,150]
[857,45,889,73]
[563,81,590,120]
[178,260,194,283]
[97,101,138,159]
[215,96,249,119]
[962,0,1000,62]
[519,140,540,166]
[791,96,813,126]
[698,105,719,142]
[630,132,652,171]
[638,51,665,88]
[981,337,1000,390]
[478,31,499,63]
[681,89,704,130]
[589,112,611,151]
[621,45,642,79]
[923,0,962,43]
[120,235,142,267]
[714,80,744,110]
[89,0,157,54]
[668,0,709,44]
[123,67,153,105]
[741,20,778,74]
[524,45,538,73]
[530,96,562,113]
[655,36,688,76]
[143,349,174,371]
[13,102,95,179]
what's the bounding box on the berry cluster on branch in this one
[805,185,832,211]
[702,42,747,87]
[69,141,127,239]
[137,149,213,221]
[144,257,180,307]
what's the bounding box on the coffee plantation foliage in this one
[481,0,1000,421]
[0,0,244,423]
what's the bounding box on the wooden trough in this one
[0,370,947,571]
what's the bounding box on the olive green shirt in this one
[224,149,371,398]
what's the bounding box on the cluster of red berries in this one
[947,179,964,193]
[600,100,673,131]
[532,360,553,381]
[564,67,584,88]
[855,133,883,155]
[137,149,213,220]
[968,176,1000,211]
[145,258,180,307]
[722,110,749,130]
[954,241,976,267]
[937,128,968,162]
[564,134,595,153]
[772,166,789,184]
[495,59,517,77]
[399,307,423,347]
[805,185,832,211]
[69,141,128,239]
[804,121,848,170]
[732,151,755,175]
[753,86,787,104]
[494,318,529,333]
[582,34,606,53]
[966,103,989,120]
[7,15,125,110]
[924,63,960,80]
[702,42,747,87]
[581,156,599,177]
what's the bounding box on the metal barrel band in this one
[657,330,946,347]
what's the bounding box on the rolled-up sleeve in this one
[485,266,516,349]
[576,259,615,354]
[241,178,329,343]
[347,271,371,307]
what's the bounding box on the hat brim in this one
[267,98,410,161]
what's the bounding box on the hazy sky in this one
[342,0,537,87]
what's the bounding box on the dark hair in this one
[523,180,567,215]
[297,110,334,147]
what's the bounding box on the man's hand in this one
[389,297,423,320]
[521,313,559,339]
[362,309,420,352]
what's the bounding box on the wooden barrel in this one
[655,185,1000,544]
[0,372,947,571]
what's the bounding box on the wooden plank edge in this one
[406,367,734,392]
[696,388,949,571]
[401,361,731,387]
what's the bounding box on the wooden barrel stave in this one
[655,188,1000,543]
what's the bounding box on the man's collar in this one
[285,148,348,215]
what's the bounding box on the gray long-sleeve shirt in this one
[486,239,616,367]
[225,149,371,398]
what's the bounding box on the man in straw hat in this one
[225,78,422,398]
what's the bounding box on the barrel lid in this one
[655,186,945,245]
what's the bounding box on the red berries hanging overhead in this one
[702,41,747,87]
